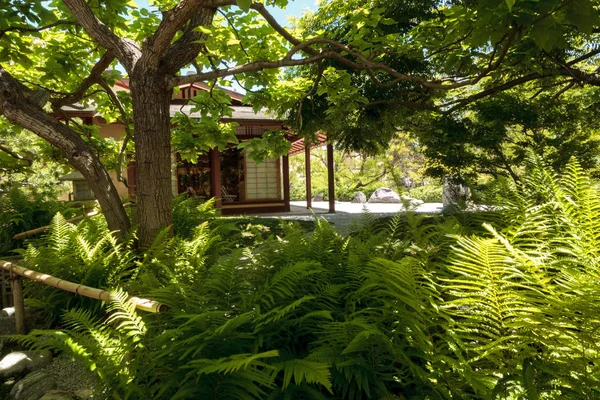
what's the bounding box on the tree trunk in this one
[129,73,173,248]
[0,75,131,237]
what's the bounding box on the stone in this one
[10,371,56,400]
[351,192,367,203]
[368,188,401,203]
[73,389,92,399]
[40,391,75,400]
[0,351,53,378]
[2,307,16,317]
[0,307,16,336]
[312,193,324,202]
[400,196,424,208]
[442,177,471,210]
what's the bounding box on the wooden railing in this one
[0,260,166,335]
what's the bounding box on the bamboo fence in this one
[0,260,167,334]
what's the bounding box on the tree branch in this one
[169,52,335,88]
[144,0,209,70]
[159,7,216,73]
[0,65,130,236]
[51,51,115,108]
[0,144,33,165]
[98,80,133,188]
[0,20,78,39]
[210,0,305,48]
[62,0,140,71]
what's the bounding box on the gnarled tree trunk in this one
[0,68,131,237]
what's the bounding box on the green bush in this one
[11,157,600,399]
[408,184,443,202]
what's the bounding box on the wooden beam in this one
[305,145,312,209]
[210,149,222,208]
[282,155,291,212]
[327,143,335,213]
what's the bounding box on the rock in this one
[0,309,16,336]
[2,307,16,317]
[442,177,471,210]
[0,351,53,378]
[351,192,367,203]
[401,196,424,208]
[40,354,97,394]
[312,193,324,202]
[40,391,75,400]
[73,389,92,399]
[368,188,401,203]
[10,371,56,400]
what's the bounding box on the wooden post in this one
[282,155,291,212]
[1,268,7,308]
[327,143,335,213]
[305,145,312,209]
[210,149,222,208]
[10,267,26,334]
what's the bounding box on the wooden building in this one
[58,81,335,214]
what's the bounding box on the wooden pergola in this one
[288,133,335,213]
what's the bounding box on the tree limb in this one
[0,20,78,39]
[169,52,336,88]
[143,0,208,70]
[0,65,130,236]
[97,79,133,188]
[0,144,33,165]
[51,51,115,108]
[62,0,140,71]
[160,7,216,73]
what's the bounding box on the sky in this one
[265,0,316,25]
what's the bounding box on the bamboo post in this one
[10,266,26,334]
[0,261,167,314]
[1,268,7,308]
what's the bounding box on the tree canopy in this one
[1,0,600,245]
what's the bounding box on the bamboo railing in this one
[0,260,167,334]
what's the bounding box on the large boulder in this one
[10,371,56,400]
[312,193,324,202]
[0,351,53,379]
[351,192,367,203]
[368,188,401,203]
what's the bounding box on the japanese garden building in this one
[58,80,335,214]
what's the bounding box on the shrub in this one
[408,184,443,202]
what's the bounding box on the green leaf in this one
[236,0,252,12]
[505,0,516,11]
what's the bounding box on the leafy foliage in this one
[0,185,80,255]
[11,156,600,399]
